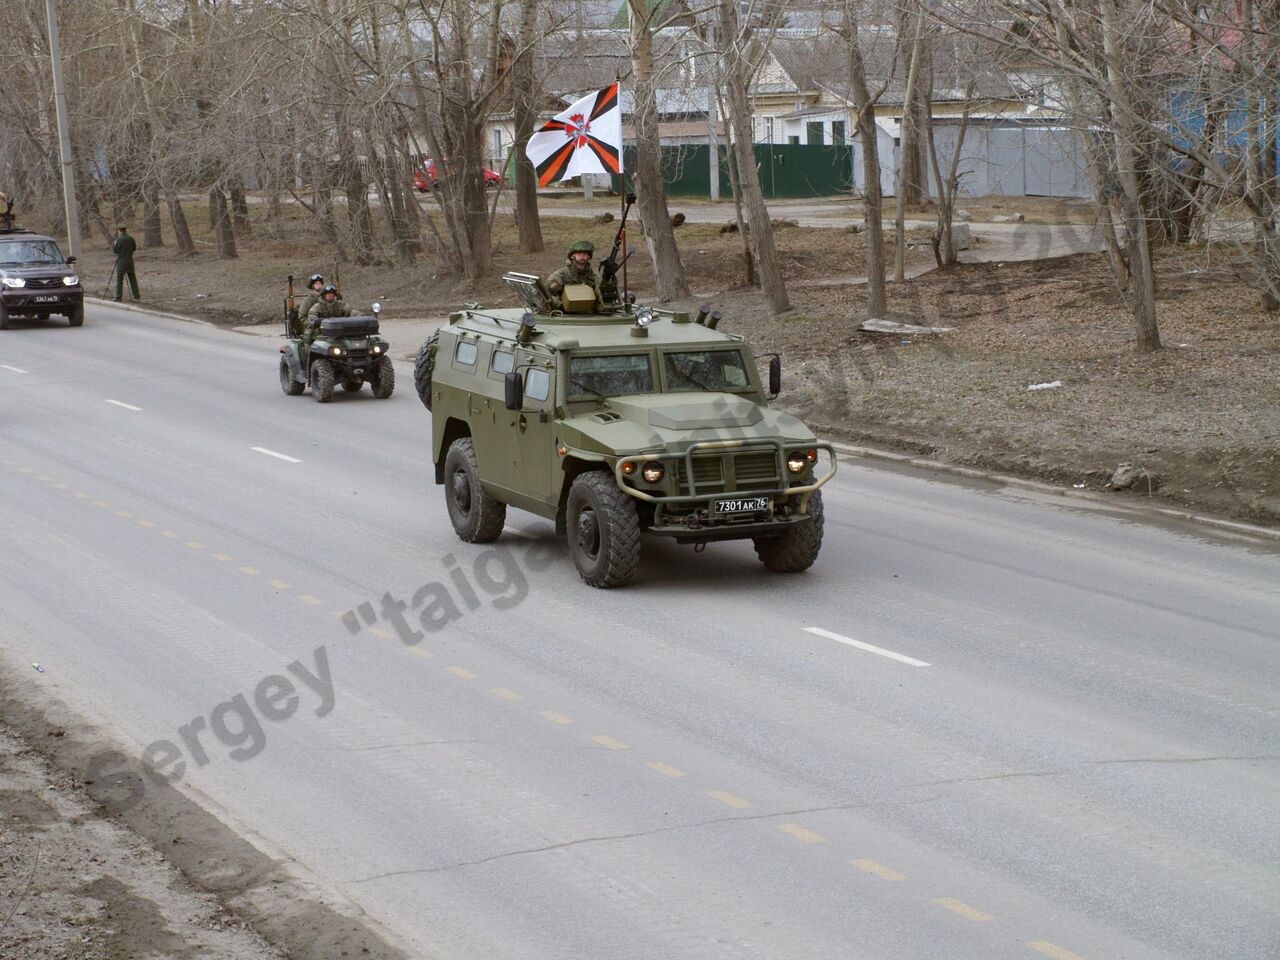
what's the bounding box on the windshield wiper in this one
[570,378,609,402]
[676,369,718,391]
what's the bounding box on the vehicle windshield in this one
[0,239,65,267]
[663,350,751,392]
[568,354,654,398]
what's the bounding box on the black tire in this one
[370,356,395,398]
[279,355,304,395]
[752,490,825,573]
[444,437,506,543]
[566,471,641,588]
[309,358,335,403]
[67,307,84,327]
[0,307,11,331]
[413,332,438,409]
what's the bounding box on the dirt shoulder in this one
[51,199,1280,526]
[0,652,407,960]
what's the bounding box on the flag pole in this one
[618,73,629,311]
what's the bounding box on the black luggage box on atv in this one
[320,315,379,336]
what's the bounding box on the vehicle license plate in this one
[33,295,61,303]
[714,497,769,515]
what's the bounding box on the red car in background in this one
[413,160,502,192]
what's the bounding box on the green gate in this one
[613,143,853,199]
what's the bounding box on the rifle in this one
[598,192,636,300]
[285,274,295,335]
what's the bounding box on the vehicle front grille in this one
[673,449,782,495]
[733,451,781,489]
[25,278,62,290]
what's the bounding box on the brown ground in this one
[55,200,1280,524]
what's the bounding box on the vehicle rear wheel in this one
[67,307,84,327]
[444,437,505,543]
[279,355,304,395]
[413,332,438,409]
[566,471,641,588]
[752,490,824,573]
[309,358,335,403]
[370,356,395,398]
[341,375,364,392]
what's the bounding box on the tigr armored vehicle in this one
[414,272,835,588]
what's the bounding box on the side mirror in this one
[65,256,77,265]
[768,355,781,398]
[504,371,524,411]
[371,302,382,315]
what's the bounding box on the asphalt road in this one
[1,304,1278,960]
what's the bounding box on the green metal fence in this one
[613,143,854,199]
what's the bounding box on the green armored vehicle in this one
[414,272,835,587]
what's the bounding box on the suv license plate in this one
[714,497,769,515]
[33,295,62,303]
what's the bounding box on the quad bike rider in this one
[279,276,394,402]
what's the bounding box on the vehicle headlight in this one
[2,277,26,289]
[642,462,665,483]
[787,453,809,474]
[330,346,343,356]
[63,275,79,286]
[372,344,382,354]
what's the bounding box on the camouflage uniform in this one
[543,259,601,310]
[293,289,323,336]
[303,297,350,357]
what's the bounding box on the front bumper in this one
[2,288,83,315]
[612,438,837,540]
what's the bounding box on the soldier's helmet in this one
[568,240,594,255]
[308,273,324,286]
[322,283,338,297]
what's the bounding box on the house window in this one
[788,135,800,145]
[806,121,824,144]
[832,121,846,145]
[764,117,774,143]
[492,129,503,159]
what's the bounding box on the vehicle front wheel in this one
[309,358,335,402]
[279,355,304,395]
[566,471,641,588]
[413,332,438,409]
[370,356,395,398]
[752,490,824,573]
[444,437,505,543]
[67,307,84,327]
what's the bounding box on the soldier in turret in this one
[543,240,602,310]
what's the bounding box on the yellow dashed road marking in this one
[935,898,993,922]
[647,761,686,778]
[406,646,433,658]
[851,859,905,881]
[708,790,751,809]
[35,475,51,482]
[540,711,573,725]
[368,627,395,641]
[114,509,132,518]
[18,467,33,474]
[490,688,523,701]
[298,595,322,605]
[269,580,290,590]
[161,530,179,538]
[73,491,89,498]
[136,519,156,528]
[239,566,261,576]
[54,483,68,490]
[185,541,205,550]
[92,500,109,508]
[778,823,826,844]
[447,666,477,679]
[211,553,233,562]
[591,735,628,750]
[1029,942,1087,960]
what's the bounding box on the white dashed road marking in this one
[251,447,302,463]
[105,399,142,411]
[1,365,28,374]
[804,627,932,667]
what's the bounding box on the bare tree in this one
[512,0,544,253]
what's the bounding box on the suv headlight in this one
[63,275,79,286]
[1,277,26,289]
[642,462,665,483]
[787,450,816,474]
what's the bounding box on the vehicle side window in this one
[491,350,514,375]
[525,367,551,403]
[455,340,478,366]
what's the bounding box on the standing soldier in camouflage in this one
[112,225,140,302]
[303,284,349,357]
[543,240,602,310]
[293,273,325,335]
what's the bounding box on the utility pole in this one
[46,0,81,259]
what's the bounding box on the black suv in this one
[0,227,84,329]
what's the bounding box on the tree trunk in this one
[628,0,689,301]
[513,0,544,253]
[845,7,887,319]
[142,191,164,248]
[894,5,925,282]
[230,176,251,239]
[209,186,238,258]
[719,0,789,314]
[168,193,195,256]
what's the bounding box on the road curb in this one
[85,296,216,326]
[827,440,1280,543]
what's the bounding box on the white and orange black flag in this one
[525,83,623,187]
